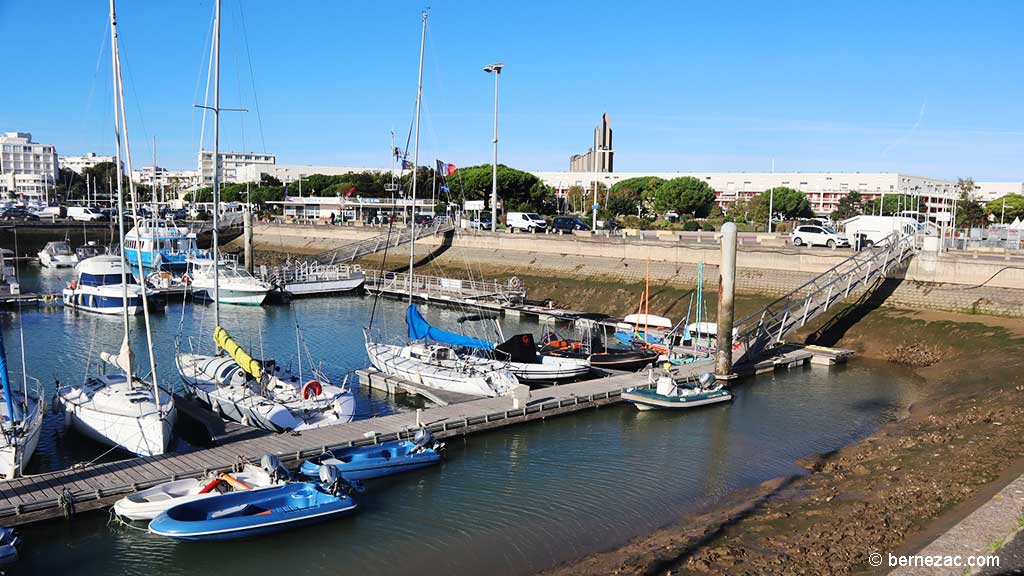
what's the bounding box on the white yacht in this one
[62,256,144,315]
[0,344,44,480]
[366,338,518,398]
[190,258,270,306]
[38,241,78,268]
[177,327,355,432]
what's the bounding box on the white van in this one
[841,216,919,248]
[67,206,106,222]
[506,212,547,233]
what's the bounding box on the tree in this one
[445,164,548,213]
[653,177,716,217]
[831,191,863,221]
[760,187,812,221]
[986,193,1024,223]
[607,176,665,216]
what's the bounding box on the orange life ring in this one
[302,380,323,399]
[180,274,191,285]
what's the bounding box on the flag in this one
[436,160,457,177]
[343,186,356,199]
[446,163,456,176]
[393,146,403,158]
[440,184,450,193]
[402,159,413,170]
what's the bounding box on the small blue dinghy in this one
[300,429,444,481]
[149,466,357,541]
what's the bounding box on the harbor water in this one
[4,266,924,575]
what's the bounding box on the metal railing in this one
[734,230,916,362]
[364,269,526,306]
[260,261,364,288]
[308,217,455,265]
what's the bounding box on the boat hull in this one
[62,288,142,315]
[193,287,267,306]
[299,441,442,481]
[366,342,513,398]
[284,275,365,296]
[0,404,42,480]
[149,483,357,541]
[113,469,277,521]
[622,388,733,411]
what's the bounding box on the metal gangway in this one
[734,231,916,362]
[364,269,527,307]
[309,217,456,265]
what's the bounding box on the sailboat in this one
[176,0,354,432]
[364,11,518,398]
[0,314,44,479]
[56,0,176,458]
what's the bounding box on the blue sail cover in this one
[406,304,494,350]
[0,328,15,425]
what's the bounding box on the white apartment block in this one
[972,182,1022,203]
[131,166,199,189]
[198,150,275,185]
[234,163,389,186]
[59,152,116,174]
[0,132,58,198]
[531,170,960,217]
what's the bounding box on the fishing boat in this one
[267,260,365,297]
[299,429,444,481]
[177,326,355,432]
[56,0,177,458]
[37,241,78,268]
[366,305,519,398]
[148,466,358,541]
[62,256,145,315]
[0,528,18,566]
[124,217,208,273]
[113,454,289,521]
[0,319,44,479]
[189,257,269,306]
[622,371,732,411]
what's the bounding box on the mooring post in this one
[716,223,737,377]
[243,206,255,275]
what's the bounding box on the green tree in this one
[986,193,1024,223]
[445,164,547,213]
[607,176,665,216]
[653,176,716,217]
[831,191,863,221]
[760,187,812,220]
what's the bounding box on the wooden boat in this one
[113,455,288,521]
[299,430,444,481]
[148,468,357,541]
[622,372,733,411]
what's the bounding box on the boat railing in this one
[262,261,364,286]
[363,269,527,305]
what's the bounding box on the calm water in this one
[4,265,924,576]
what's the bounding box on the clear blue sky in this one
[1,1,1022,180]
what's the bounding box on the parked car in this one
[790,225,849,248]
[506,212,547,233]
[413,214,434,226]
[0,207,40,221]
[470,217,493,230]
[67,206,107,222]
[160,208,188,220]
[551,216,591,234]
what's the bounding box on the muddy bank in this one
[539,308,1024,576]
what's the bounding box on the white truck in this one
[506,212,547,233]
[67,206,106,222]
[840,215,919,248]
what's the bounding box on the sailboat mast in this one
[114,8,161,406]
[407,10,427,305]
[109,0,132,383]
[212,0,222,329]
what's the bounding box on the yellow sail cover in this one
[213,326,262,380]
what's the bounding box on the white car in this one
[506,212,547,233]
[790,225,849,248]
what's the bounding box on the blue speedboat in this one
[300,429,444,481]
[149,467,357,541]
[622,372,733,411]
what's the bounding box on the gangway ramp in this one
[309,217,455,265]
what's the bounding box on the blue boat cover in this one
[0,328,14,424]
[406,304,494,350]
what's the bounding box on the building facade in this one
[531,170,960,218]
[267,195,433,223]
[59,152,116,174]
[973,182,1022,203]
[0,132,59,198]
[131,166,199,189]
[569,113,614,173]
[234,163,389,186]
[198,150,275,185]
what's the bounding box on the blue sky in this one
[1,1,1022,179]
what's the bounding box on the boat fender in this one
[302,380,323,399]
[197,477,222,494]
[218,473,252,491]
[181,274,191,285]
[69,280,77,290]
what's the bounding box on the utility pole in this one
[484,62,504,232]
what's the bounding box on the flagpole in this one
[432,159,437,215]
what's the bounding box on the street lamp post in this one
[591,145,612,230]
[484,62,504,233]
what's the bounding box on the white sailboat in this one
[175,0,353,432]
[57,0,176,458]
[363,11,518,399]
[0,306,44,479]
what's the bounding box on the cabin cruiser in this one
[38,241,78,268]
[62,256,145,315]
[0,250,18,298]
[124,217,208,272]
[189,257,270,306]
[75,241,108,261]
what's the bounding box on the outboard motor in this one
[698,372,717,389]
[413,428,434,447]
[260,453,287,482]
[318,464,359,496]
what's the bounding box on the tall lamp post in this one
[484,62,504,233]
[591,145,612,229]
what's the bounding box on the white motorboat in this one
[366,338,518,398]
[269,261,365,296]
[62,255,144,315]
[177,327,355,432]
[57,0,176,458]
[0,250,18,298]
[0,336,44,480]
[113,456,287,521]
[190,258,269,306]
[38,241,78,268]
[623,371,733,411]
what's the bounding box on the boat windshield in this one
[51,243,73,255]
[79,272,137,286]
